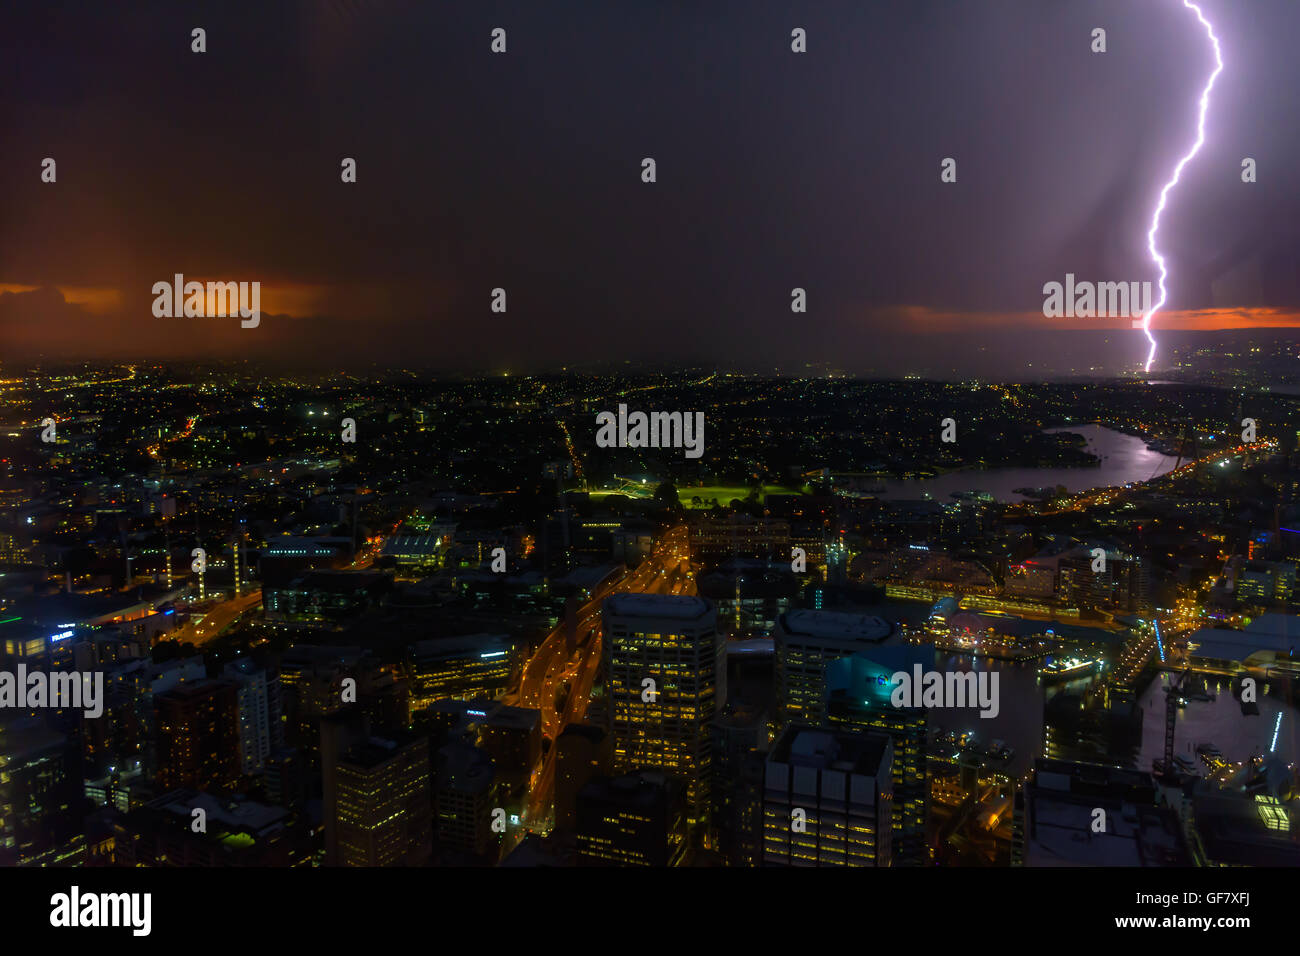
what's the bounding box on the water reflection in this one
[877,424,1180,503]
[924,651,1300,779]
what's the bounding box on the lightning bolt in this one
[1141,0,1224,373]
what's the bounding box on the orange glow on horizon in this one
[892,304,1300,332]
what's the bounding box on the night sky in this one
[3,0,1299,373]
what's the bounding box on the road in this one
[519,525,695,829]
[170,588,263,645]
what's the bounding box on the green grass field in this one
[585,484,803,507]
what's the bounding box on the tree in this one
[653,481,680,508]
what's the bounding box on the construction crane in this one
[1163,668,1193,771]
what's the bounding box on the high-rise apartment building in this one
[155,679,241,793]
[222,657,279,775]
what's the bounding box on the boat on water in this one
[1042,656,1100,682]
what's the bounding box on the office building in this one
[774,608,892,727]
[0,718,79,866]
[762,724,893,867]
[332,733,432,867]
[1234,559,1297,605]
[113,789,312,866]
[824,647,932,865]
[263,569,391,628]
[710,704,769,866]
[602,593,722,826]
[556,723,613,832]
[1013,758,1191,866]
[277,644,370,759]
[473,702,541,799]
[689,514,791,563]
[409,634,517,711]
[574,770,688,867]
[433,742,498,858]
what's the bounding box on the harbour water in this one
[924,656,1299,778]
[875,424,1180,503]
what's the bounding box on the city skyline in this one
[1,0,1297,916]
[0,358,1297,883]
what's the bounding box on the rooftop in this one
[779,609,891,642]
[578,770,678,810]
[771,725,889,777]
[435,742,495,794]
[603,593,712,621]
[1021,759,1189,866]
[1189,614,1300,662]
[411,633,514,660]
[157,790,289,835]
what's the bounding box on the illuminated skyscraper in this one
[762,724,893,867]
[409,634,517,710]
[332,732,432,867]
[222,657,278,775]
[601,594,721,827]
[574,770,688,867]
[0,718,77,866]
[823,647,932,866]
[774,609,892,728]
[155,679,241,793]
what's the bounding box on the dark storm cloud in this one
[1,0,1297,371]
